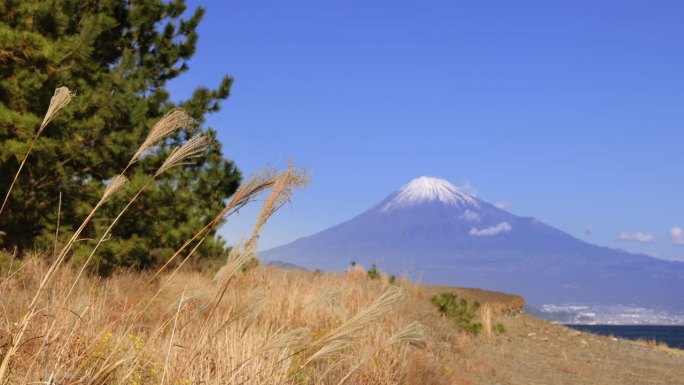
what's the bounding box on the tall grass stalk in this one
[50,165,304,383]
[162,166,309,377]
[0,110,196,384]
[233,285,417,385]
[60,168,287,379]
[304,285,407,365]
[0,87,73,218]
[32,134,214,380]
[0,173,127,383]
[66,133,213,300]
[62,111,198,295]
[138,168,285,301]
[161,287,188,385]
[330,318,427,385]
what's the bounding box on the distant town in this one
[535,304,684,325]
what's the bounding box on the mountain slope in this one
[263,177,684,312]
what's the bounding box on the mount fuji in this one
[262,177,684,317]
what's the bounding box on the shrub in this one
[367,263,380,280]
[431,293,482,335]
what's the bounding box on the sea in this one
[566,325,684,349]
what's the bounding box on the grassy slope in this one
[1,259,682,384]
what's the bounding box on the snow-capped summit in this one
[381,176,480,212]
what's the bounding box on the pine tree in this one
[0,0,241,270]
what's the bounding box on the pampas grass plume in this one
[40,87,74,132]
[130,109,195,163]
[306,286,406,364]
[155,134,215,176]
[99,174,128,204]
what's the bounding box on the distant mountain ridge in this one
[262,177,684,314]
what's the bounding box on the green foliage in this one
[388,275,396,284]
[367,263,380,280]
[350,261,357,267]
[494,322,506,335]
[431,292,483,335]
[0,0,241,268]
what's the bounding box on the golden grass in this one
[0,247,535,385]
[0,260,433,384]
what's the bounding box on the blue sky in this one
[168,0,684,261]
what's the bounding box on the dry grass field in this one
[1,257,682,385]
[0,257,433,384]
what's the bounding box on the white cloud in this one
[458,181,478,197]
[460,210,481,222]
[470,222,512,236]
[584,224,593,236]
[494,202,509,210]
[618,232,655,243]
[671,226,684,245]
